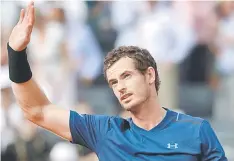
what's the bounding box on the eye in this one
[123,73,131,79]
[110,81,117,87]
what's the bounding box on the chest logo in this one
[167,143,178,149]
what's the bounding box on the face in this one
[106,57,155,111]
[221,2,233,17]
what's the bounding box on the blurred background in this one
[1,0,234,161]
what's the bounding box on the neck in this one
[130,95,166,131]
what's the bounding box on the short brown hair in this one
[104,46,160,93]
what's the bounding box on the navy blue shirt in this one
[69,108,227,161]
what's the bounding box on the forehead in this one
[106,57,136,79]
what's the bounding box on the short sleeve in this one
[69,110,111,152]
[200,120,227,161]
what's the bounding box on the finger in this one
[28,4,35,25]
[23,1,33,22]
[17,9,25,25]
[27,1,34,19]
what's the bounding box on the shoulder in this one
[168,109,207,138]
[173,110,204,125]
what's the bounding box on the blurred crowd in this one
[1,1,234,161]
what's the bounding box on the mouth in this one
[120,93,132,101]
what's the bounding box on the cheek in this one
[112,88,121,100]
[138,84,149,97]
[127,79,148,96]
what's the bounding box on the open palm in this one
[9,1,35,51]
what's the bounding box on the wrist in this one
[8,42,26,52]
[7,43,32,83]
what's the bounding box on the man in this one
[7,2,227,161]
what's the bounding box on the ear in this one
[146,67,155,85]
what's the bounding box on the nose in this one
[117,82,126,94]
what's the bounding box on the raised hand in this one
[9,1,35,51]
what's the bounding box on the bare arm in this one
[8,1,72,141]
[12,79,72,141]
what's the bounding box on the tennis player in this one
[7,2,227,161]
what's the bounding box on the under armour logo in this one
[167,143,178,149]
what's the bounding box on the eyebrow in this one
[120,70,132,78]
[108,70,133,85]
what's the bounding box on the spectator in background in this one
[66,1,119,115]
[1,32,18,161]
[65,14,106,113]
[112,1,149,47]
[1,83,18,161]
[52,0,90,108]
[87,1,117,54]
[110,1,145,33]
[13,119,52,161]
[179,1,219,116]
[214,1,234,122]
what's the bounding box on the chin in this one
[122,99,141,111]
[123,105,133,111]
